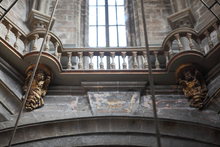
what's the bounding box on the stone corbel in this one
[167,8,196,30]
[28,9,55,31]
[23,64,52,111]
[176,64,208,108]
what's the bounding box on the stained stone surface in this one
[208,75,220,97]
[88,92,140,115]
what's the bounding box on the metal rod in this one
[140,0,161,147]
[0,0,19,21]
[0,5,7,12]
[210,1,218,9]
[7,0,59,146]
[200,0,220,21]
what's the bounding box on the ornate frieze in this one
[176,64,207,108]
[23,64,52,111]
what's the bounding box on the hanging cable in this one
[0,0,19,21]
[7,0,59,146]
[140,0,161,147]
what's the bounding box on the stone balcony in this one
[0,15,220,86]
[0,10,220,147]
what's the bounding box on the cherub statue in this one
[178,67,207,108]
[23,65,51,111]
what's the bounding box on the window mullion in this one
[115,0,119,47]
[96,0,98,47]
[105,0,109,47]
[105,0,111,69]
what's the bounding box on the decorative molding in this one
[81,81,147,91]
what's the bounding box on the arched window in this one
[89,0,127,47]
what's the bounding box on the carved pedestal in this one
[23,64,52,111]
[176,64,207,108]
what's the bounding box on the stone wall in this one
[142,0,172,45]
[49,0,173,47]
[1,90,220,146]
[50,0,84,47]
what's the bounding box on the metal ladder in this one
[0,0,19,21]
[200,0,220,21]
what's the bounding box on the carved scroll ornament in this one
[23,64,52,111]
[176,64,207,108]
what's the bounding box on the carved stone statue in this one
[23,65,52,111]
[176,65,207,108]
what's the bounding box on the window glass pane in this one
[108,0,116,5]
[98,6,105,25]
[89,26,97,47]
[98,0,105,5]
[89,0,96,5]
[117,6,125,25]
[89,6,96,25]
[118,26,127,46]
[98,26,106,47]
[116,0,124,5]
[109,26,118,47]
[109,6,116,25]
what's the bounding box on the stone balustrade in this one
[59,47,169,70]
[162,22,220,55]
[0,16,219,71]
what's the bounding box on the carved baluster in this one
[213,23,220,42]
[78,52,83,69]
[32,34,39,51]
[44,35,51,52]
[99,52,104,69]
[174,33,183,51]
[5,24,12,41]
[58,53,62,62]
[154,51,160,69]
[121,52,127,69]
[164,51,169,66]
[110,52,116,69]
[142,51,148,69]
[54,42,59,57]
[187,33,194,49]
[168,41,174,56]
[132,51,138,69]
[67,52,72,70]
[14,31,21,50]
[23,40,28,54]
[89,52,94,69]
[204,30,213,49]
